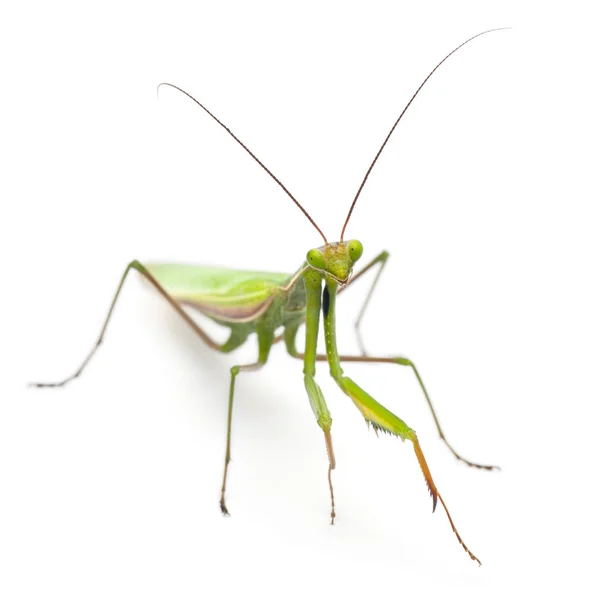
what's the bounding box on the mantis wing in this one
[145,263,292,323]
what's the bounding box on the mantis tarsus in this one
[32,29,505,565]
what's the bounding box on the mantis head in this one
[306,240,363,285]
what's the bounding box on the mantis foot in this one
[220,498,230,516]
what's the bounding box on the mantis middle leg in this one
[220,361,265,515]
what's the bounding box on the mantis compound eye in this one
[306,248,326,270]
[347,239,363,263]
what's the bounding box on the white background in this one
[2,1,599,598]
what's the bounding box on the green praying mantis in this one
[32,29,505,565]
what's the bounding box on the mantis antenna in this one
[157,82,328,245]
[339,28,509,241]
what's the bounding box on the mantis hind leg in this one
[30,260,235,388]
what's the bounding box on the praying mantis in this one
[32,29,505,565]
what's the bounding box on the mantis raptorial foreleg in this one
[337,252,498,470]
[304,373,336,524]
[305,354,499,471]
[331,371,481,565]
[302,269,337,524]
[321,278,482,565]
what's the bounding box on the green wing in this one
[145,263,292,323]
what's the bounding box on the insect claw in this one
[446,441,501,471]
[220,500,230,516]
